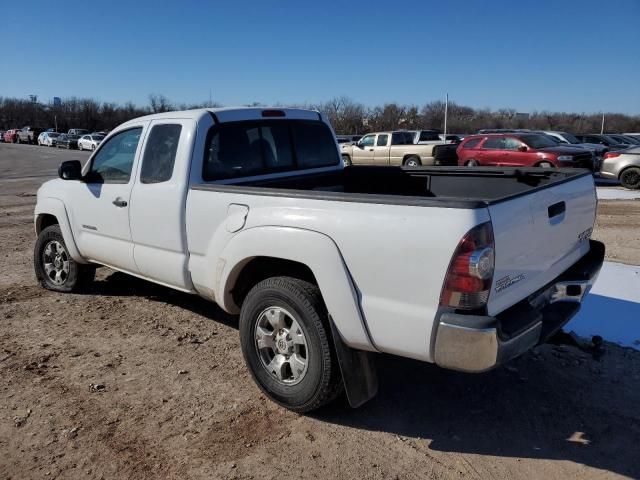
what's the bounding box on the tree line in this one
[1,94,638,135]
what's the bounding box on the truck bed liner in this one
[191,166,592,209]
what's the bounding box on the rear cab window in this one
[203,120,339,181]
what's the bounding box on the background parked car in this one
[575,134,628,150]
[68,128,89,136]
[56,134,80,149]
[412,129,442,144]
[457,133,595,169]
[607,134,640,146]
[336,135,362,144]
[3,129,20,143]
[78,134,105,151]
[542,130,607,154]
[599,146,640,189]
[17,126,44,144]
[0,130,5,142]
[38,132,60,147]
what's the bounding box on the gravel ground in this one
[1,143,639,480]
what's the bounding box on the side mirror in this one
[58,160,82,180]
[518,145,528,152]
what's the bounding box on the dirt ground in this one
[1,143,639,480]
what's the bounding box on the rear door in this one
[129,119,194,289]
[486,173,597,316]
[480,137,505,165]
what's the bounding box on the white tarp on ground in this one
[596,187,640,200]
[565,261,640,350]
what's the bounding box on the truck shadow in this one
[315,348,640,478]
[87,270,639,477]
[86,270,239,330]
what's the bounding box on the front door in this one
[66,125,146,272]
[352,134,376,164]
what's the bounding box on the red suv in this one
[457,133,595,170]
[3,129,20,143]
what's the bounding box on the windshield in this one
[49,133,60,137]
[520,134,558,149]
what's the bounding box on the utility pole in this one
[443,93,449,141]
[600,113,605,134]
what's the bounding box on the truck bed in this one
[192,166,593,209]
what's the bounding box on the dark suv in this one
[457,133,595,170]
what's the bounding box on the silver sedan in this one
[600,146,640,189]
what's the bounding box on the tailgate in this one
[486,174,597,316]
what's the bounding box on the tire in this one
[537,161,554,168]
[620,167,640,190]
[404,155,422,167]
[92,144,96,151]
[341,154,351,167]
[239,276,343,413]
[14,136,20,144]
[34,225,95,293]
[78,143,83,151]
[466,159,479,167]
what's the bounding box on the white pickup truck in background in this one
[33,107,604,412]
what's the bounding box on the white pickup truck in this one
[33,107,604,412]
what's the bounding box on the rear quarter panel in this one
[186,189,489,362]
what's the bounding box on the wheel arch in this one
[217,226,375,352]
[34,198,87,263]
[619,164,640,179]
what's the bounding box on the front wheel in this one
[466,159,479,167]
[239,276,343,413]
[78,143,83,151]
[620,167,640,190]
[34,225,95,293]
[341,154,351,166]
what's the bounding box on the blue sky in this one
[1,0,639,114]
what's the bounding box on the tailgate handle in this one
[548,201,566,219]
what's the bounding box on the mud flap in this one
[329,317,378,408]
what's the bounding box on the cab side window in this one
[87,127,142,183]
[140,124,182,183]
[376,134,389,146]
[360,135,375,147]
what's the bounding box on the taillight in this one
[440,222,495,310]
[603,152,621,159]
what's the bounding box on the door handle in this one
[112,198,128,207]
[369,148,374,151]
[548,201,565,219]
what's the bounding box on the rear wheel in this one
[14,136,20,144]
[239,276,343,413]
[620,167,640,190]
[404,155,422,167]
[537,161,554,168]
[34,225,95,293]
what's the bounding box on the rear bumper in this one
[434,240,605,372]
